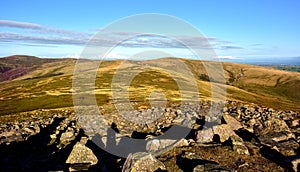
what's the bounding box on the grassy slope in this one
[184,59,300,111]
[0,56,299,116]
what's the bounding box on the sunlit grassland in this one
[0,58,300,116]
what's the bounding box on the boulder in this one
[259,132,299,157]
[60,129,76,147]
[213,124,235,142]
[66,138,98,171]
[290,119,299,128]
[146,139,165,152]
[23,127,35,134]
[122,153,166,172]
[146,139,189,154]
[197,123,238,143]
[270,131,295,142]
[196,128,214,143]
[222,114,242,130]
[229,135,250,155]
[291,158,300,172]
[275,140,299,157]
[176,138,190,147]
[193,165,205,172]
[262,118,290,134]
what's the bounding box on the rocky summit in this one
[0,100,299,172]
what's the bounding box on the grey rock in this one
[291,158,300,172]
[222,114,242,131]
[66,138,98,171]
[229,135,250,155]
[23,127,35,134]
[213,124,235,142]
[122,152,166,172]
[259,132,299,157]
[193,164,205,172]
[197,128,214,143]
[146,139,187,154]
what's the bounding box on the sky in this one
[0,0,300,64]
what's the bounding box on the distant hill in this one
[0,55,57,81]
[0,55,299,115]
[183,59,300,111]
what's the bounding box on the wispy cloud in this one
[16,43,59,47]
[216,55,240,60]
[0,32,86,45]
[0,20,42,29]
[250,43,263,46]
[0,20,243,51]
[0,20,89,37]
[0,31,222,49]
[220,45,243,50]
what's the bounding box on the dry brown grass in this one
[0,57,299,115]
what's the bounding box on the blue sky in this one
[0,0,300,63]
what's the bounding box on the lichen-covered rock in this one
[222,114,242,131]
[291,158,300,172]
[229,135,250,155]
[176,138,190,147]
[213,124,235,142]
[146,138,190,155]
[193,165,205,172]
[196,128,214,143]
[262,118,290,134]
[122,153,166,172]
[59,129,75,147]
[0,100,299,171]
[179,151,235,172]
[259,132,299,157]
[66,138,98,171]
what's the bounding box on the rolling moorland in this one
[0,55,300,171]
[0,55,299,116]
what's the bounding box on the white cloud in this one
[216,55,240,60]
[41,54,80,59]
[138,37,149,42]
[103,52,129,59]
